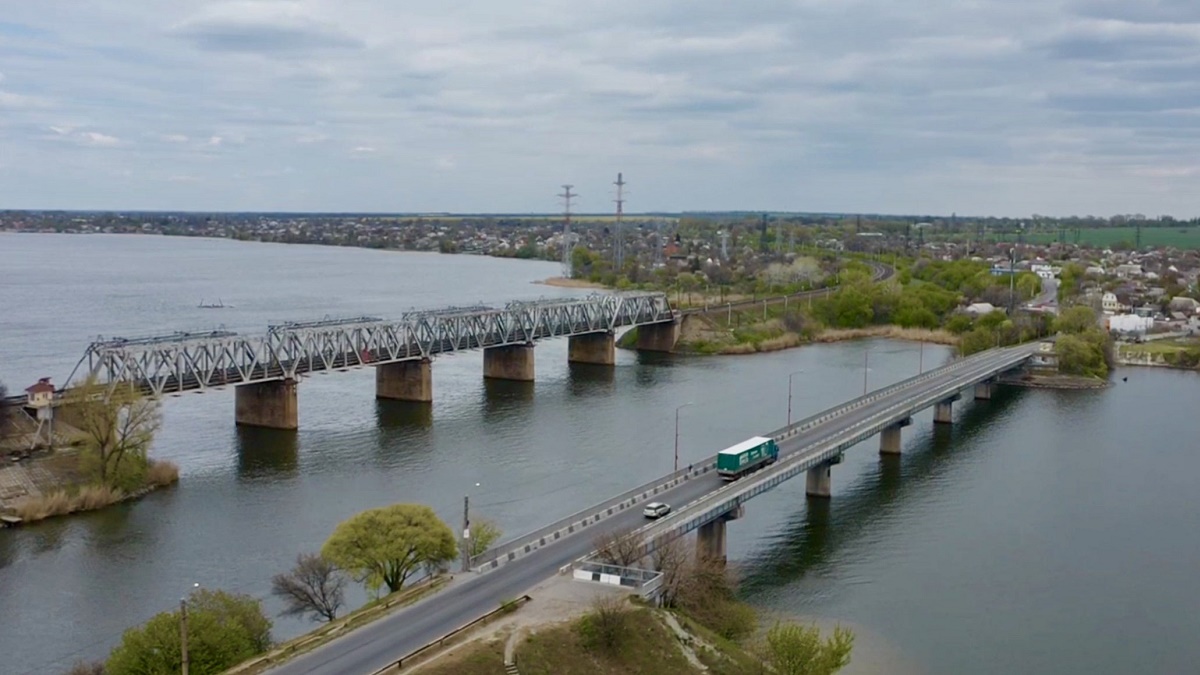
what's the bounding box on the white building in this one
[1102,292,1129,314]
[1107,314,1153,335]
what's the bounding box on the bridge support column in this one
[235,379,298,430]
[879,417,912,455]
[635,321,680,353]
[375,358,432,402]
[567,331,615,366]
[806,464,832,498]
[696,506,741,563]
[934,400,954,425]
[483,344,535,382]
[974,381,993,401]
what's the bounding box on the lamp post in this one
[674,402,694,473]
[461,482,480,572]
[181,582,199,675]
[787,370,805,426]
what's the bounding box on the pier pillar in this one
[696,506,741,563]
[974,381,993,401]
[235,379,298,430]
[567,331,616,366]
[934,400,954,425]
[635,321,680,353]
[375,358,432,402]
[880,425,903,455]
[483,344,535,382]
[806,464,832,498]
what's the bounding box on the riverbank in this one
[536,276,609,289]
[997,372,1109,390]
[0,449,179,526]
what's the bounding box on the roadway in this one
[268,344,1033,675]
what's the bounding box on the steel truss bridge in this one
[53,292,674,398]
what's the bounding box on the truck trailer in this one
[717,436,779,481]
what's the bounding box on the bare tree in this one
[650,535,689,607]
[578,594,631,654]
[271,553,346,623]
[593,529,643,567]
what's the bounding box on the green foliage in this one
[959,327,999,356]
[1058,263,1087,301]
[321,503,458,594]
[1057,329,1112,378]
[67,379,162,491]
[466,517,503,558]
[1055,305,1098,334]
[576,596,631,654]
[764,621,856,675]
[106,589,271,675]
[944,314,974,334]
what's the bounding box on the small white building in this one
[1107,314,1154,335]
[965,302,998,317]
[24,377,54,407]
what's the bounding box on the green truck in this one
[717,436,780,481]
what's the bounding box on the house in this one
[1102,292,1129,314]
[1107,314,1154,335]
[965,302,998,317]
[25,377,55,407]
[1168,296,1200,313]
[1115,263,1144,279]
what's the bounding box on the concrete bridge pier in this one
[880,417,913,455]
[974,380,993,401]
[567,331,615,366]
[235,379,298,430]
[806,464,832,498]
[375,358,432,402]
[696,505,743,563]
[933,394,961,425]
[483,344,535,381]
[635,320,680,353]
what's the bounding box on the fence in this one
[368,595,533,674]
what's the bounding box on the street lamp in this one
[674,402,694,473]
[461,482,480,572]
[787,370,805,426]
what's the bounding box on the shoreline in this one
[534,276,609,289]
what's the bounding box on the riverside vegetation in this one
[60,502,503,675]
[1,378,179,524]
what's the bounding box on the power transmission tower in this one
[613,173,626,271]
[654,219,664,267]
[719,229,730,260]
[759,213,769,252]
[559,184,576,278]
[776,219,785,255]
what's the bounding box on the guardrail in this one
[368,595,533,674]
[621,345,1041,551]
[471,342,1040,573]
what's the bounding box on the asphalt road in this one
[268,345,1028,675]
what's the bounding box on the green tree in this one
[763,621,855,675]
[1056,333,1108,378]
[958,327,998,356]
[66,378,161,491]
[466,517,503,558]
[106,589,271,675]
[1055,305,1098,334]
[322,503,458,594]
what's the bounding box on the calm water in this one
[1,234,1198,675]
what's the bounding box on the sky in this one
[1,0,1199,217]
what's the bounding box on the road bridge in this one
[265,339,1053,675]
[11,292,677,429]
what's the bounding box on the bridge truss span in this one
[72,291,675,397]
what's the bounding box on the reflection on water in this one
[565,362,617,395]
[374,399,434,431]
[236,426,299,481]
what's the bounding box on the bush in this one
[576,595,631,654]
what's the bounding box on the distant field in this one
[996,226,1200,249]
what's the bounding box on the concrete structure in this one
[567,331,616,366]
[695,505,742,562]
[483,344,535,382]
[635,320,680,353]
[24,378,54,407]
[933,397,956,424]
[805,464,831,497]
[375,358,432,402]
[974,381,993,401]
[879,417,912,454]
[235,379,298,430]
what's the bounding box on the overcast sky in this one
[1,1,1198,216]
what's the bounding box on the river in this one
[1,234,1198,675]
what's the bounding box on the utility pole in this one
[613,173,626,271]
[558,185,576,278]
[461,494,470,572]
[1136,221,1142,250]
[1008,247,1017,315]
[180,597,190,675]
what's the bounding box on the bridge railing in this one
[621,346,1040,551]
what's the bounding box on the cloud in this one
[170,1,365,54]
[4,0,1200,215]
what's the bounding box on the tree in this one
[321,503,457,594]
[271,553,346,623]
[465,516,503,558]
[66,378,161,491]
[593,529,643,567]
[1055,305,1098,334]
[106,589,271,675]
[763,621,855,675]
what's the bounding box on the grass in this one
[7,459,180,524]
[815,326,958,345]
[413,605,764,675]
[1001,226,1200,249]
[1118,338,1199,356]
